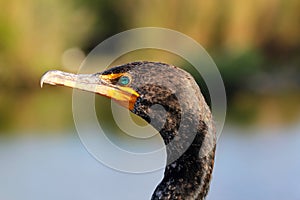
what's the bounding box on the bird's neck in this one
[133,88,216,199]
[152,116,216,200]
[152,133,215,199]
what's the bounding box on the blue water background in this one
[0,125,299,200]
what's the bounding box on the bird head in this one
[41,61,215,169]
[41,61,210,144]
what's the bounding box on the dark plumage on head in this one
[41,61,216,200]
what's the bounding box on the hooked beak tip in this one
[40,70,66,88]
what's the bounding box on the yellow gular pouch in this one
[98,73,139,110]
[109,86,140,110]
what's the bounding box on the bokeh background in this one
[0,0,299,199]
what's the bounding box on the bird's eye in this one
[118,75,130,86]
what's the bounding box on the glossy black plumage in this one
[107,62,216,200]
[41,61,216,200]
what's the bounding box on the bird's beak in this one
[40,70,139,110]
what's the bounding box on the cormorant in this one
[41,61,216,200]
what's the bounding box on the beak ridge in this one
[40,69,139,110]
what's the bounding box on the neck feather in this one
[133,81,216,199]
[151,122,216,200]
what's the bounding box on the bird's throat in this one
[149,110,216,200]
[152,132,216,200]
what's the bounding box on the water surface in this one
[0,126,299,200]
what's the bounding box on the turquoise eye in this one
[118,76,130,85]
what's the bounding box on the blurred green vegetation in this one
[0,0,300,134]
